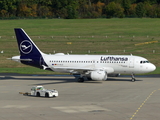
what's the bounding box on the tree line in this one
[0,0,160,19]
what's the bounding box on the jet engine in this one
[90,70,107,81]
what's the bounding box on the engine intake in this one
[90,70,107,81]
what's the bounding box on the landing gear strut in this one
[131,73,136,82]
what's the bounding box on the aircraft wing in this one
[52,66,114,74]
[53,66,95,73]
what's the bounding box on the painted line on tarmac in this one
[130,89,159,120]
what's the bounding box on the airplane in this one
[11,28,156,82]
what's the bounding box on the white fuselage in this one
[42,54,156,74]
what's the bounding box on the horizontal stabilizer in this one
[15,59,32,61]
[8,56,32,62]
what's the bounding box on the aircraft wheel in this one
[131,78,135,82]
[77,78,84,82]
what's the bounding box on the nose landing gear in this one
[131,73,136,82]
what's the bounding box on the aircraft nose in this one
[149,63,156,72]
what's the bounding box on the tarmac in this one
[0,74,160,120]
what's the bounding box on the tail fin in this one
[14,28,43,57]
[14,28,47,68]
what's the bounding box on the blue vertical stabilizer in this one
[14,28,47,68]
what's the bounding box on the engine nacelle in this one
[90,70,107,81]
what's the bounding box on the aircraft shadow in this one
[107,77,143,82]
[0,76,143,85]
[0,76,102,84]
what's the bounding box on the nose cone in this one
[148,63,156,72]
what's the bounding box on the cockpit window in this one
[140,61,150,64]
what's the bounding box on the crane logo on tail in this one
[20,40,33,54]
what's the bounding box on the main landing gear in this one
[73,74,85,82]
[77,77,85,82]
[131,73,136,82]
